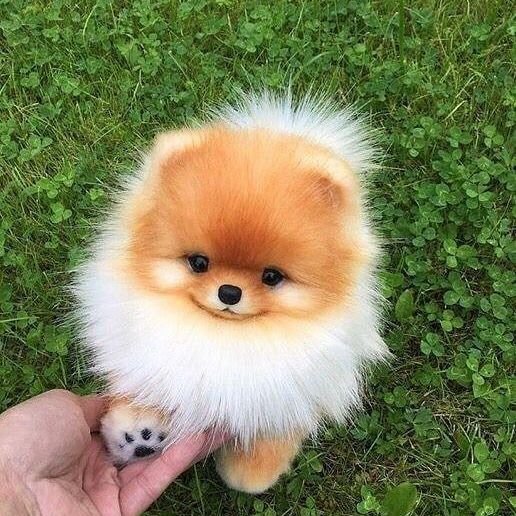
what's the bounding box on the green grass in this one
[0,1,514,514]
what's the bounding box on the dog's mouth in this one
[191,299,253,320]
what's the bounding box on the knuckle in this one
[44,388,75,401]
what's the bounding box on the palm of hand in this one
[0,390,223,516]
[31,435,128,516]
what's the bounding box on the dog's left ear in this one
[150,129,205,168]
[310,173,345,209]
[304,154,361,212]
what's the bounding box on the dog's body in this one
[74,93,388,493]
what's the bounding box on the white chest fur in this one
[76,253,387,447]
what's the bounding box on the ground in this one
[0,1,514,515]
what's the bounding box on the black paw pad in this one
[125,432,134,443]
[134,445,155,458]
[141,428,152,440]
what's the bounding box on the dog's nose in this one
[218,284,242,305]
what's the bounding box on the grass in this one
[0,1,514,514]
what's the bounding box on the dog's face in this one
[124,127,370,322]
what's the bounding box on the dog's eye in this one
[262,267,285,287]
[187,254,209,273]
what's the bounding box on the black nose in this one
[218,284,242,305]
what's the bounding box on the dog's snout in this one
[218,284,242,305]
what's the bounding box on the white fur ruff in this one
[73,92,388,447]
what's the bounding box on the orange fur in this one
[122,126,370,321]
[106,396,169,425]
[215,436,302,494]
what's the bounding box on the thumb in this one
[119,433,215,516]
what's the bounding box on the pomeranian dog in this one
[74,92,388,494]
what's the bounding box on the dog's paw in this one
[101,402,169,465]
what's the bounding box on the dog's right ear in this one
[150,129,205,168]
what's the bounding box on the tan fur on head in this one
[125,127,369,320]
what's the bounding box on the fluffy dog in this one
[74,92,388,493]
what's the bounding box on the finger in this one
[83,437,116,489]
[83,437,122,516]
[119,434,209,516]
[195,430,229,459]
[75,395,108,431]
[118,430,229,485]
[118,457,153,484]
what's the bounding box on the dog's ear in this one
[302,153,361,213]
[309,173,344,209]
[150,129,205,168]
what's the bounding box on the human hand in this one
[0,389,225,516]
